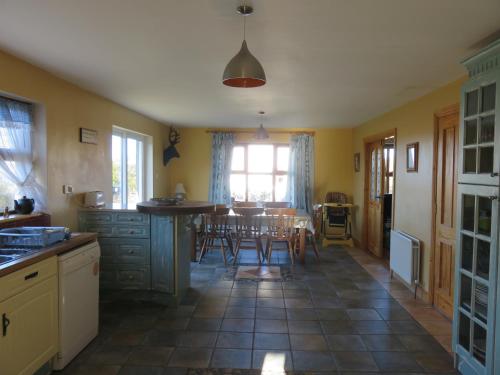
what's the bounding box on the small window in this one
[230,144,289,202]
[112,126,151,209]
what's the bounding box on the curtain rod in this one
[206,129,315,136]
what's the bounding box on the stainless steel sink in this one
[0,249,32,256]
[0,248,35,265]
[0,255,15,264]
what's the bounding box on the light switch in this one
[63,185,73,195]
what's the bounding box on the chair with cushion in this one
[232,207,265,264]
[199,206,233,266]
[265,208,296,264]
[324,192,350,238]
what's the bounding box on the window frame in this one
[230,143,289,202]
[112,126,149,209]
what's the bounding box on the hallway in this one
[61,246,456,374]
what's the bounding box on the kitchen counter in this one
[0,232,98,277]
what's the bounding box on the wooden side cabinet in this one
[0,257,58,375]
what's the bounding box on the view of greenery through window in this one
[0,173,17,211]
[230,144,289,202]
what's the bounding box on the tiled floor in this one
[347,247,454,353]
[57,245,457,374]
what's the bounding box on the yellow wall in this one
[166,128,354,204]
[0,49,170,229]
[352,77,466,294]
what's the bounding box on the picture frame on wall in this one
[354,152,360,172]
[406,142,419,172]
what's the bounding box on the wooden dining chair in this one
[233,201,258,208]
[265,208,296,264]
[264,202,291,209]
[232,207,265,264]
[199,206,233,266]
[294,228,320,262]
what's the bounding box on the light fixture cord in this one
[243,12,246,40]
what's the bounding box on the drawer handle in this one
[489,195,498,201]
[2,313,10,336]
[129,230,135,234]
[24,271,39,281]
[128,275,134,280]
[491,172,499,177]
[128,250,135,254]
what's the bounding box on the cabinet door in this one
[151,215,174,293]
[453,184,498,375]
[0,275,58,375]
[458,76,500,185]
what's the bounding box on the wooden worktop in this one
[136,200,216,215]
[0,232,98,277]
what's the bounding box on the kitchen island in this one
[137,200,215,301]
[79,201,215,303]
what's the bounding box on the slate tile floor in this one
[57,246,457,374]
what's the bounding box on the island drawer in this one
[114,212,150,225]
[100,264,151,290]
[98,238,150,265]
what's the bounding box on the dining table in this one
[191,208,314,264]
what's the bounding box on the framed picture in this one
[354,153,360,172]
[406,142,419,172]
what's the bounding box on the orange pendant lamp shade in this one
[223,40,266,88]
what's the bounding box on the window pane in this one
[473,323,487,365]
[477,239,490,280]
[248,145,273,173]
[127,138,140,209]
[462,195,475,232]
[459,313,470,351]
[477,196,492,236]
[232,146,245,171]
[463,148,477,173]
[464,120,477,145]
[479,115,494,143]
[112,135,122,209]
[230,174,246,201]
[461,234,473,272]
[275,175,288,202]
[248,174,273,201]
[277,147,289,171]
[0,170,17,211]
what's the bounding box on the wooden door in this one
[366,140,384,257]
[433,109,459,318]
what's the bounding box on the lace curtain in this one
[0,97,46,210]
[208,132,234,205]
[287,134,315,213]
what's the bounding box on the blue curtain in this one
[287,134,314,213]
[208,133,234,205]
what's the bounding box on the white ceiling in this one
[0,0,499,128]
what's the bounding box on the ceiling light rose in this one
[223,5,266,88]
[255,111,269,140]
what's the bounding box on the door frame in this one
[429,103,460,306]
[362,128,397,254]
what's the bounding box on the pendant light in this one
[223,5,266,88]
[255,111,269,140]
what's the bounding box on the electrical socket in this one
[62,185,73,195]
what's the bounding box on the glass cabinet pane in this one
[461,234,473,272]
[479,147,494,173]
[476,239,490,280]
[464,149,477,173]
[460,275,472,312]
[474,283,488,323]
[473,324,487,365]
[465,120,478,145]
[479,116,495,143]
[477,197,492,236]
[459,313,471,350]
[481,83,496,112]
[466,90,479,116]
[462,195,475,232]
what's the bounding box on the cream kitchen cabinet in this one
[0,257,58,375]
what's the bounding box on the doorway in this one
[364,131,396,258]
[432,104,459,319]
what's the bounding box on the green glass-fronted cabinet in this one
[453,39,500,375]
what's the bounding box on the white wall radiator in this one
[390,230,421,298]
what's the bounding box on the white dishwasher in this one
[53,240,100,370]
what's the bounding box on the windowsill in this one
[0,212,45,225]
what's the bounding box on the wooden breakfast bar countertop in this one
[136,200,216,215]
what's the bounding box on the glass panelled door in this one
[454,184,498,374]
[458,79,500,185]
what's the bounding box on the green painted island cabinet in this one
[453,39,500,375]
[79,209,192,301]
